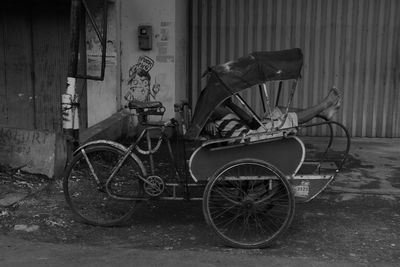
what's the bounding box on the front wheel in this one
[203,159,295,249]
[63,144,145,226]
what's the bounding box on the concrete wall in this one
[84,0,188,137]
[0,127,67,178]
[120,0,187,120]
[86,1,120,127]
[174,0,188,103]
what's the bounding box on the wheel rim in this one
[205,161,294,248]
[64,147,142,226]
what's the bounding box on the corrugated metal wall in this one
[189,0,400,137]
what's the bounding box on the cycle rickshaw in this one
[63,48,350,249]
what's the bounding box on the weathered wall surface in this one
[86,1,120,127]
[120,0,185,120]
[0,127,67,178]
[0,2,69,132]
[190,0,400,137]
[0,2,70,178]
[175,0,189,103]
[84,0,188,126]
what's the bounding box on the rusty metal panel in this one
[0,3,70,132]
[0,14,7,124]
[2,7,35,129]
[190,0,400,137]
[32,4,69,132]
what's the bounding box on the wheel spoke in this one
[209,203,241,219]
[64,145,143,226]
[204,160,294,248]
[252,213,270,236]
[215,210,245,229]
[255,184,287,204]
[225,180,247,196]
[212,187,241,205]
[81,148,101,185]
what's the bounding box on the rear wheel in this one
[63,144,145,226]
[203,159,295,248]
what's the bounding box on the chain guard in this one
[143,175,165,197]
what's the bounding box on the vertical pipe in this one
[188,0,193,108]
[100,0,107,80]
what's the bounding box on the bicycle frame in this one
[90,119,191,201]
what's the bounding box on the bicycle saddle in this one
[128,100,163,110]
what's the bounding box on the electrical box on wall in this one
[138,25,152,50]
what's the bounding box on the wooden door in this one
[0,1,72,132]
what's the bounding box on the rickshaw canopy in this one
[185,48,304,140]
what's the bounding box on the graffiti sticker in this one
[125,56,160,102]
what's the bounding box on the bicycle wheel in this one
[63,144,145,226]
[203,159,295,249]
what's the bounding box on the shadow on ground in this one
[1,137,400,265]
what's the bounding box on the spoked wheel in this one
[203,159,295,249]
[63,144,145,226]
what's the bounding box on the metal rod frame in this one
[74,0,108,81]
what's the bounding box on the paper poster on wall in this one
[156,55,175,63]
[155,21,175,63]
[157,42,168,55]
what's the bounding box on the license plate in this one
[293,181,310,197]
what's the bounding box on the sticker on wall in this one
[160,27,169,41]
[155,21,175,63]
[157,42,168,55]
[156,55,175,63]
[124,56,160,102]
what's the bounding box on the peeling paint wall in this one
[175,0,188,103]
[84,0,187,126]
[120,0,187,120]
[86,0,188,127]
[86,1,119,127]
[0,126,67,178]
[0,2,69,132]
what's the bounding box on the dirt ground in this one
[1,184,400,265]
[1,137,400,266]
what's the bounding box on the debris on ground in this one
[14,224,40,232]
[0,192,28,207]
[0,210,9,217]
[0,164,50,207]
[0,140,400,265]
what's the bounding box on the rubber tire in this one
[63,144,144,226]
[203,159,295,249]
